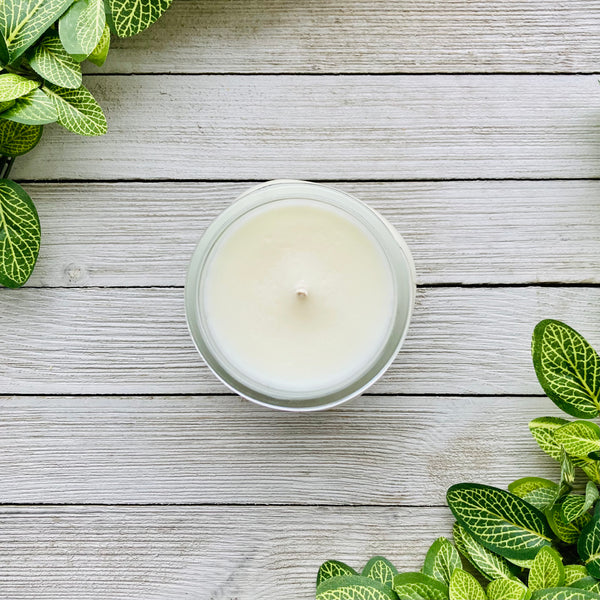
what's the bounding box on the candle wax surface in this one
[201,199,396,395]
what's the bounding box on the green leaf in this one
[362,557,397,589]
[529,417,570,461]
[108,0,172,37]
[0,99,14,113]
[549,450,575,510]
[563,565,588,586]
[60,0,105,56]
[75,0,105,53]
[449,568,487,600]
[561,483,600,524]
[570,577,600,594]
[578,505,600,578]
[577,458,600,485]
[317,561,358,588]
[528,547,565,592]
[0,73,40,102]
[486,578,531,600]
[0,120,42,155]
[523,487,559,511]
[509,478,558,499]
[530,589,600,600]
[555,422,600,459]
[392,573,449,600]
[0,0,73,61]
[43,83,106,135]
[0,33,8,66]
[316,575,398,600]
[87,21,110,66]
[2,88,57,125]
[422,537,462,585]
[532,320,600,419]
[547,505,592,544]
[29,33,82,89]
[453,523,518,581]
[447,484,553,560]
[0,178,40,288]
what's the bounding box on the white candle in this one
[186,180,415,411]
[202,199,395,393]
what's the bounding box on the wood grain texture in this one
[3,287,600,395]
[89,0,600,74]
[0,395,566,505]
[12,75,600,180]
[26,180,600,287]
[0,505,450,599]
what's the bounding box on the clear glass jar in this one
[185,180,416,411]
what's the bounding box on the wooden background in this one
[2,1,600,597]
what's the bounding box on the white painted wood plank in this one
[26,180,600,287]
[90,0,600,74]
[0,395,565,505]
[2,287,599,395]
[0,505,450,599]
[12,75,600,180]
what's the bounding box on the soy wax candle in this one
[185,180,415,411]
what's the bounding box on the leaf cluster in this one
[316,320,600,599]
[0,0,173,287]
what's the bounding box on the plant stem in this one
[3,156,15,179]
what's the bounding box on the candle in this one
[185,180,415,411]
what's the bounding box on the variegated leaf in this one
[422,537,462,585]
[0,73,40,102]
[317,561,357,588]
[316,575,398,600]
[2,88,57,125]
[109,0,172,37]
[527,546,565,592]
[29,33,82,89]
[532,320,600,418]
[362,557,397,589]
[0,0,73,61]
[447,484,552,560]
[0,120,42,155]
[449,568,486,600]
[453,522,517,581]
[0,178,40,288]
[43,83,106,135]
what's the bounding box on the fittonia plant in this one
[316,320,600,600]
[0,0,173,288]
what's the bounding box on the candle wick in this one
[295,287,309,299]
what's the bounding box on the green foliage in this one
[530,589,600,600]
[563,565,588,586]
[555,422,600,460]
[532,320,600,418]
[0,0,170,287]
[578,505,600,578]
[447,483,552,560]
[449,568,487,600]
[452,522,518,581]
[0,0,73,61]
[2,88,57,124]
[317,561,358,587]
[0,178,40,287]
[509,478,558,499]
[317,323,600,600]
[362,557,397,589]
[109,0,173,37]
[561,483,599,524]
[0,73,40,101]
[422,537,462,585]
[528,548,565,592]
[0,121,42,155]
[29,33,82,89]
[486,577,531,600]
[316,575,398,600]
[44,83,106,135]
[392,573,449,600]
